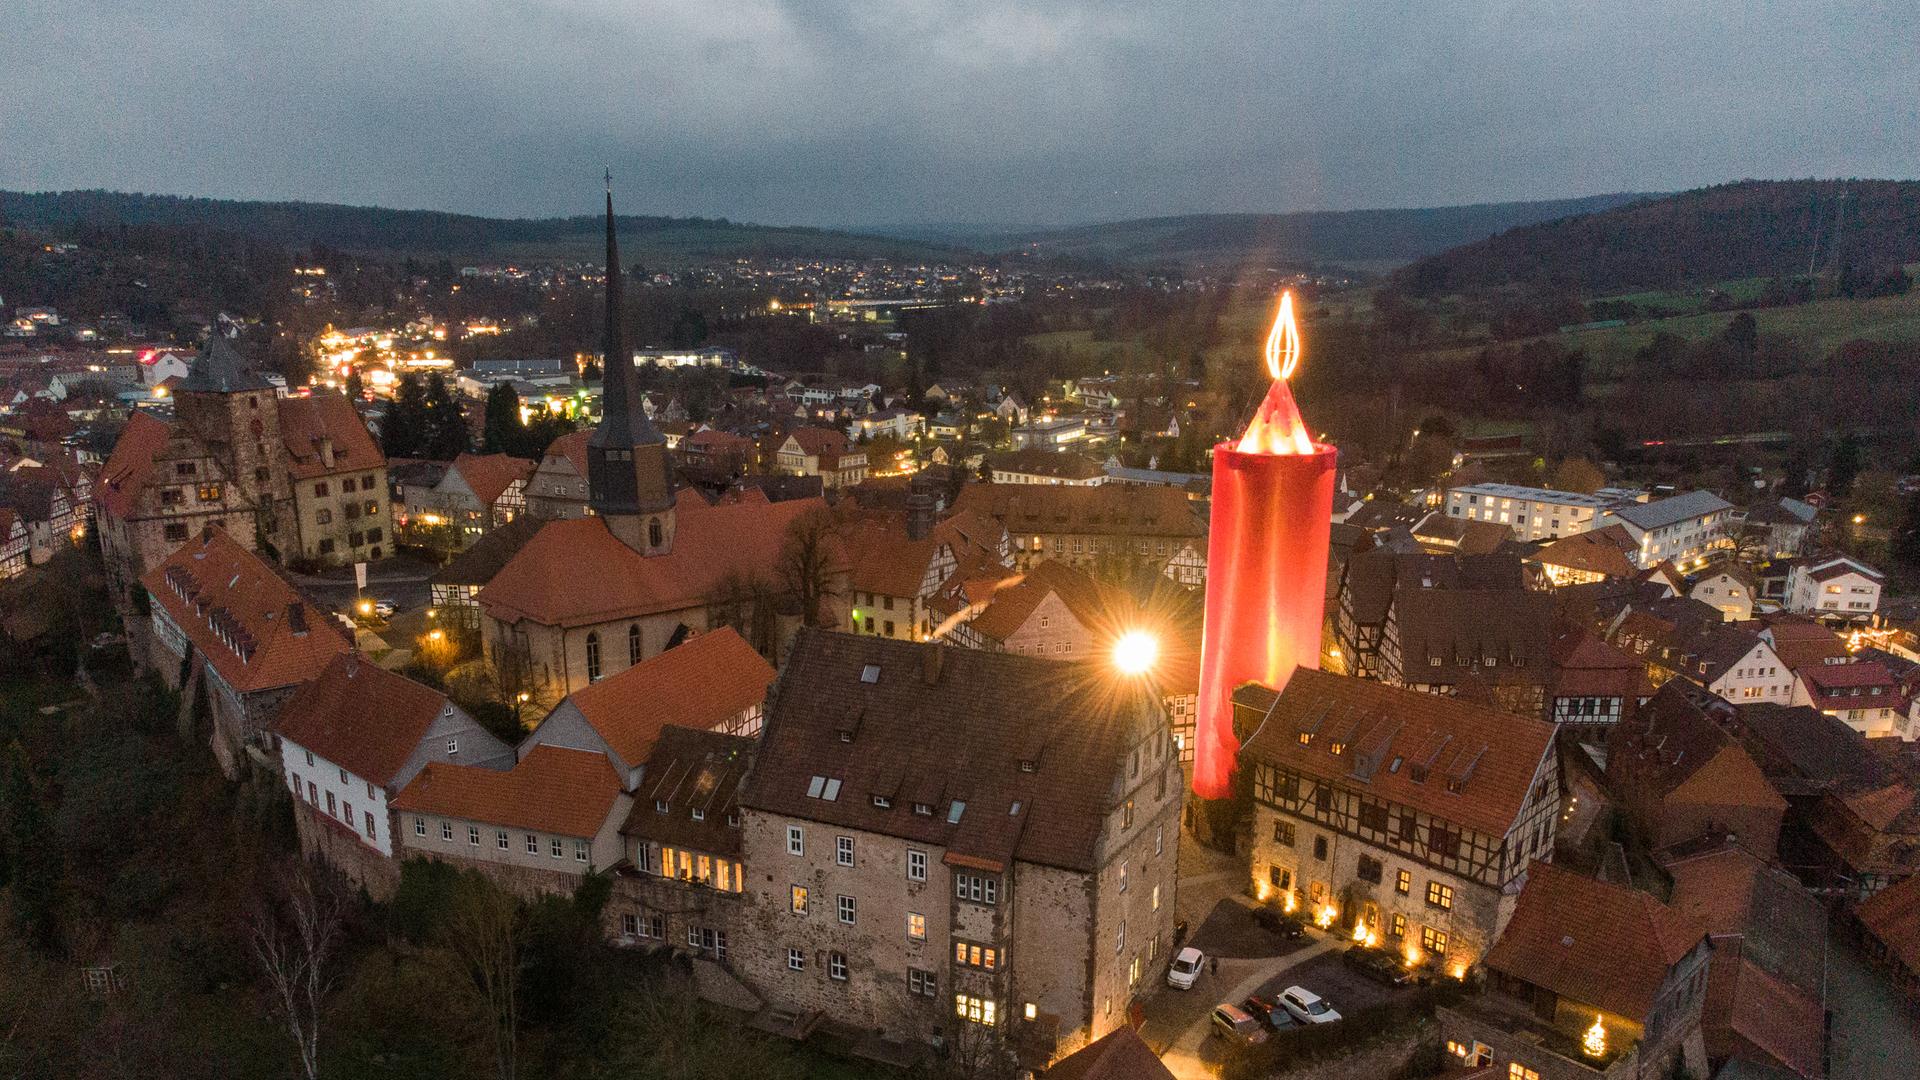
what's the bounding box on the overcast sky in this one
[3,1,1915,227]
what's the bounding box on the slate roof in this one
[562,626,775,766]
[742,629,1160,874]
[1484,860,1707,1020]
[621,726,756,855]
[178,337,273,393]
[428,516,544,589]
[478,497,837,628]
[1237,668,1556,836]
[273,654,448,787]
[277,391,384,480]
[1607,490,1732,531]
[391,744,622,839]
[142,527,348,693]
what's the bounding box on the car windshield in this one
[1175,958,1198,971]
[1304,999,1330,1015]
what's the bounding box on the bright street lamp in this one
[1111,631,1160,677]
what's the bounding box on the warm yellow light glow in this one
[1315,906,1336,929]
[1852,514,1866,525]
[357,600,373,616]
[1283,892,1297,914]
[1583,1014,1607,1058]
[1450,962,1468,980]
[1404,943,1422,966]
[517,691,530,703]
[420,513,444,527]
[1112,630,1160,676]
[427,629,444,642]
[1264,290,1302,382]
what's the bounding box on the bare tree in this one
[247,860,347,1080]
[707,569,778,656]
[441,876,522,1080]
[776,506,845,629]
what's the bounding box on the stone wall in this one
[295,801,400,900]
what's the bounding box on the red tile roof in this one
[1855,872,1920,975]
[391,744,622,839]
[1530,528,1637,579]
[1484,860,1707,1020]
[1550,627,1652,700]
[540,429,590,476]
[1704,952,1826,1079]
[448,452,536,506]
[141,527,348,693]
[95,410,172,518]
[273,654,448,787]
[276,391,384,480]
[953,482,1205,540]
[562,627,774,765]
[1239,669,1556,836]
[963,559,1122,642]
[478,498,839,628]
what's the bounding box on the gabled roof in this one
[1752,614,1849,672]
[1391,586,1553,684]
[784,426,850,456]
[561,626,775,766]
[277,391,384,480]
[621,726,756,855]
[537,429,591,476]
[1484,860,1707,1020]
[391,744,622,839]
[447,452,536,505]
[743,629,1160,873]
[428,516,544,589]
[273,654,449,787]
[1411,511,1510,555]
[1607,490,1733,531]
[95,411,172,518]
[1043,1026,1175,1080]
[478,498,837,628]
[1616,682,1786,814]
[1340,550,1525,627]
[1238,668,1556,836]
[1549,627,1652,700]
[141,527,347,693]
[988,448,1105,481]
[1703,953,1825,1080]
[962,559,1120,643]
[1801,554,1883,583]
[1855,872,1920,975]
[178,337,273,393]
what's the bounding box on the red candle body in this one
[1192,441,1337,799]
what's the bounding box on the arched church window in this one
[585,632,601,681]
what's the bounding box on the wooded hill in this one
[0,190,963,265]
[1397,180,1920,296]
[965,193,1651,270]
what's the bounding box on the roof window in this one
[947,800,966,824]
[806,776,842,801]
[860,664,881,684]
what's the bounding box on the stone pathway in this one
[1156,934,1340,1080]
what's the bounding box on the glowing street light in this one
[1112,631,1160,676]
[357,599,373,616]
[427,629,444,642]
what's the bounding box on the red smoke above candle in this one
[1193,292,1337,799]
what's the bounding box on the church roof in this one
[477,496,839,628]
[178,337,273,394]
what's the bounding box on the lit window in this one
[1421,926,1449,955]
[1426,881,1454,910]
[791,885,809,915]
[908,913,926,940]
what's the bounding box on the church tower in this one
[587,174,676,555]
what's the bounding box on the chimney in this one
[922,643,944,685]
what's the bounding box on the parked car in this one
[373,599,397,617]
[1210,1003,1270,1047]
[1251,906,1308,938]
[1342,945,1414,986]
[1278,985,1341,1025]
[1167,947,1205,990]
[1242,994,1303,1033]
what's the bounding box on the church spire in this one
[587,173,675,547]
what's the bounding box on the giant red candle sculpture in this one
[1192,291,1336,799]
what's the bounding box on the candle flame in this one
[1236,290,1315,455]
[1265,290,1302,382]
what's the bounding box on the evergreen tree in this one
[422,372,470,460]
[343,370,365,401]
[482,382,521,455]
[1828,434,1863,497]
[383,372,427,458]
[1895,485,1920,573]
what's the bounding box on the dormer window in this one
[1298,732,1312,745]
[727,813,739,828]
[1019,759,1037,773]
[872,795,892,809]
[913,802,933,816]
[691,808,705,822]
[656,800,670,813]
[1328,742,1345,756]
